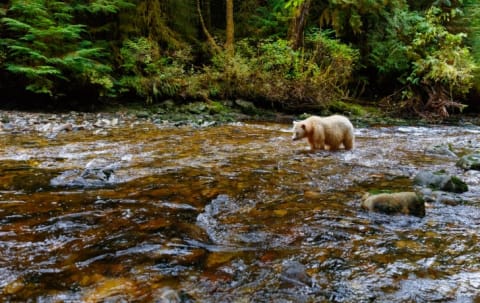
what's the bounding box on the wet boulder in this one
[418,187,464,206]
[235,99,258,115]
[361,192,425,217]
[50,160,117,188]
[196,194,240,245]
[135,111,151,119]
[50,168,116,188]
[413,171,468,193]
[280,260,311,287]
[456,153,480,170]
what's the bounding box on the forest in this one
[0,0,479,120]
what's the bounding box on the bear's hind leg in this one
[343,136,354,150]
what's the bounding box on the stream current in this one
[0,112,480,302]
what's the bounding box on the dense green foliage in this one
[0,0,478,118]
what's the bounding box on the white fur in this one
[292,115,354,150]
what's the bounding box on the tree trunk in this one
[203,0,212,30]
[197,0,221,54]
[288,0,311,50]
[225,0,234,55]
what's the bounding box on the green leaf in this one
[8,45,48,62]
[1,17,33,31]
[6,64,61,77]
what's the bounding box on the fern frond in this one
[1,17,33,31]
[6,64,61,76]
[8,45,48,61]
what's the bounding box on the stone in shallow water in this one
[50,161,118,188]
[361,192,425,217]
[424,144,457,158]
[280,260,311,287]
[414,171,468,193]
[83,277,139,302]
[456,153,480,170]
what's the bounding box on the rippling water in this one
[1,117,480,302]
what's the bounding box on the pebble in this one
[0,110,138,135]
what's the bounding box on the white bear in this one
[292,115,354,151]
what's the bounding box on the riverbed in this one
[0,110,479,302]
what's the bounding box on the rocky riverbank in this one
[1,100,479,138]
[0,100,280,135]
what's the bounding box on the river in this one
[0,111,479,302]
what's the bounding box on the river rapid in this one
[0,110,479,302]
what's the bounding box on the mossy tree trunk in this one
[197,0,221,53]
[225,0,234,55]
[288,0,311,50]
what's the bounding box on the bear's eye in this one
[301,124,306,130]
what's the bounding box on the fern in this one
[86,0,135,14]
[1,17,33,31]
[0,0,119,97]
[7,65,62,77]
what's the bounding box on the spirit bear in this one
[292,115,354,151]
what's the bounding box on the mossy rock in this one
[135,110,151,119]
[424,144,457,158]
[234,99,259,115]
[185,102,208,114]
[456,153,480,170]
[159,99,176,110]
[442,176,468,193]
[361,192,425,217]
[413,171,468,193]
[327,100,382,117]
[1,115,10,123]
[207,101,228,114]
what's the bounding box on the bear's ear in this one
[293,121,298,125]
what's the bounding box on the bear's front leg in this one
[313,137,325,150]
[307,137,317,151]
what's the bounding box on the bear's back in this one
[319,115,353,129]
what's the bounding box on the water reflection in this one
[0,121,480,302]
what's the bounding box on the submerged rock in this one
[280,260,311,287]
[50,160,117,188]
[413,171,468,193]
[83,277,139,302]
[456,153,480,170]
[424,144,457,158]
[152,288,182,303]
[196,194,240,245]
[50,168,116,188]
[419,188,464,206]
[361,192,425,217]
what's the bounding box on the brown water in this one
[1,118,480,302]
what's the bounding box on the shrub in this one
[367,6,476,119]
[117,37,194,102]
[202,33,359,112]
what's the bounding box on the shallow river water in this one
[0,112,480,302]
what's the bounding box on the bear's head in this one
[292,121,307,141]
